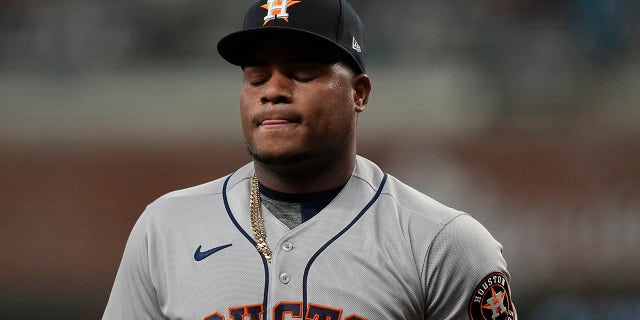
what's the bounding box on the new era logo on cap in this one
[217,0,366,74]
[352,37,361,52]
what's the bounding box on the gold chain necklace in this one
[250,174,273,263]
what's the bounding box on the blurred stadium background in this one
[1,0,639,318]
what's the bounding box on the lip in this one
[255,111,302,127]
[261,119,293,126]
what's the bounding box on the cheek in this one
[240,87,251,110]
[333,79,356,107]
[239,93,248,116]
[326,82,356,117]
[239,91,254,132]
[311,89,355,131]
[320,78,352,105]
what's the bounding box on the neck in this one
[254,153,356,194]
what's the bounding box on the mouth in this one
[258,119,301,131]
[261,119,295,126]
[255,111,302,127]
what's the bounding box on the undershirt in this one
[258,183,345,229]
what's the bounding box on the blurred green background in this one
[1,0,639,319]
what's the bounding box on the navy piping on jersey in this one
[302,173,388,319]
[223,173,270,320]
[223,171,388,319]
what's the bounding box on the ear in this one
[352,74,371,113]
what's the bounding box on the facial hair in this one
[248,147,313,167]
[247,123,354,171]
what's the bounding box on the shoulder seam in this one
[350,174,381,194]
[420,212,470,299]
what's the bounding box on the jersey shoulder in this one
[357,159,511,318]
[380,169,502,258]
[383,172,467,226]
[152,176,226,204]
[148,162,253,207]
[140,162,254,226]
[353,155,465,225]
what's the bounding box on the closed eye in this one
[243,68,269,87]
[293,75,316,83]
[290,67,323,83]
[249,79,268,86]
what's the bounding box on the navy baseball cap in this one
[217,0,366,74]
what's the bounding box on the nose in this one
[260,71,293,105]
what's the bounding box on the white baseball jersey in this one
[103,156,516,320]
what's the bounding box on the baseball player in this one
[103,0,517,319]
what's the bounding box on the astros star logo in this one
[482,287,507,319]
[469,272,515,320]
[261,0,301,25]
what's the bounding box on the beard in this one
[246,132,352,173]
[248,148,313,167]
[246,116,357,177]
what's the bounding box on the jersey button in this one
[282,241,293,252]
[279,273,291,284]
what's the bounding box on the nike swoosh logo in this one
[194,243,233,261]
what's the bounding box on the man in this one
[103,1,517,319]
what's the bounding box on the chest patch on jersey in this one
[469,272,516,320]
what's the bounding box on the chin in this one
[249,148,313,167]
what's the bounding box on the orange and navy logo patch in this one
[261,0,302,25]
[469,272,516,320]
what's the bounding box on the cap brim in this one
[217,27,364,74]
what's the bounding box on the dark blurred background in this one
[1,0,639,319]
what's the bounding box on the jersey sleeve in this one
[103,210,166,320]
[422,214,516,320]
